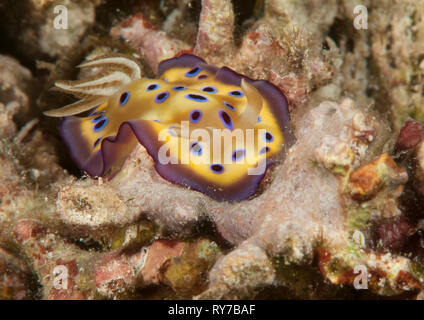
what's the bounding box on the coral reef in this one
[0,0,100,59]
[1,0,424,300]
[368,0,424,132]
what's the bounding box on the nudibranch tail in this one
[44,53,293,202]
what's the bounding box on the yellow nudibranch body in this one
[45,54,293,201]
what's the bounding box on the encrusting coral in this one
[2,0,424,299]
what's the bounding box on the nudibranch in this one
[44,53,293,201]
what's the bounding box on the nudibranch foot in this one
[44,53,293,201]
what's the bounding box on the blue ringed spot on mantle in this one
[155,92,169,103]
[259,146,270,154]
[201,86,217,93]
[232,149,246,162]
[172,86,186,91]
[93,137,102,148]
[223,102,235,111]
[146,83,159,91]
[91,111,105,123]
[190,142,202,156]
[185,93,208,102]
[168,125,179,137]
[229,90,243,97]
[210,163,224,174]
[119,91,130,106]
[264,131,274,142]
[185,66,201,77]
[218,110,234,130]
[189,109,202,123]
[93,117,108,132]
